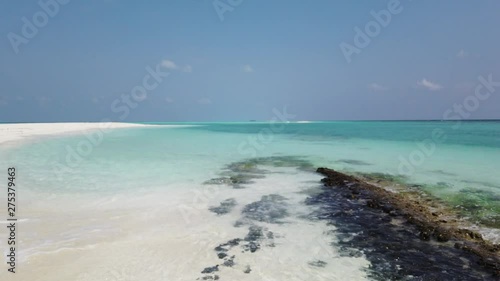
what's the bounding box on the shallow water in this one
[0,121,499,280]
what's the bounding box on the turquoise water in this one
[1,121,499,280]
[2,120,499,200]
[2,121,499,225]
[181,121,500,148]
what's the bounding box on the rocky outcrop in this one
[315,167,500,278]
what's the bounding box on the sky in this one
[0,0,499,122]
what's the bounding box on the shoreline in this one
[0,122,498,279]
[315,167,500,278]
[0,122,170,147]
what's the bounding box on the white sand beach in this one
[0,122,154,146]
[0,123,371,281]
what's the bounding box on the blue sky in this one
[1,0,499,122]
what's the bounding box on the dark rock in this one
[310,167,500,280]
[248,242,259,253]
[233,220,246,227]
[244,265,251,273]
[214,238,242,252]
[223,256,235,267]
[205,159,272,190]
[308,260,327,267]
[203,177,234,185]
[419,229,432,241]
[240,225,277,253]
[227,238,242,246]
[201,265,219,274]
[242,194,289,224]
[456,229,483,240]
[229,175,255,185]
[435,228,452,242]
[245,226,264,242]
[214,245,227,252]
[338,246,363,258]
[209,198,237,215]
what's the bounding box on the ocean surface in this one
[0,121,499,280]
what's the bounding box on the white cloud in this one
[456,49,468,58]
[197,97,212,105]
[165,97,174,103]
[161,59,178,70]
[417,78,443,91]
[242,65,254,73]
[368,83,387,91]
[182,65,193,73]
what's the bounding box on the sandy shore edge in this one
[0,122,164,146]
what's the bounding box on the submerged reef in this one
[200,156,499,280]
[203,156,316,189]
[209,198,237,215]
[312,167,500,280]
[451,187,500,228]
